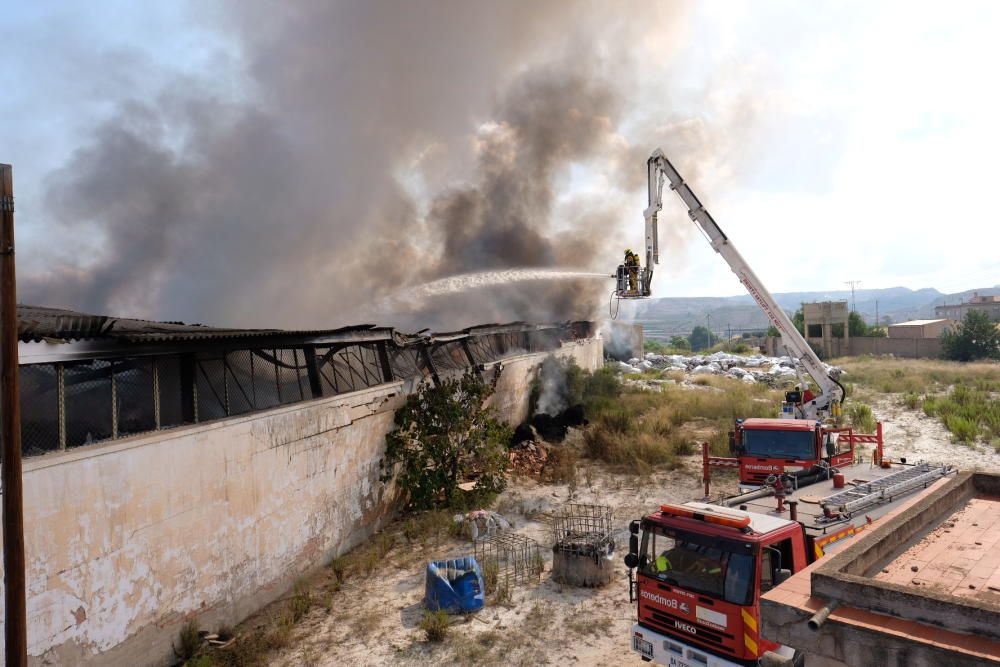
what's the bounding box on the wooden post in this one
[0,163,27,665]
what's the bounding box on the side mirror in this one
[629,520,640,535]
[624,553,639,569]
[629,534,638,555]
[775,568,792,586]
[728,431,737,455]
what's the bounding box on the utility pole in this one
[844,280,861,313]
[0,163,27,667]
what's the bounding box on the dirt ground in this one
[254,394,998,667]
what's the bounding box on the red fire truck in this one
[624,460,954,666]
[707,418,884,492]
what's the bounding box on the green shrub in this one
[419,610,451,642]
[381,372,510,510]
[903,393,920,409]
[847,403,877,434]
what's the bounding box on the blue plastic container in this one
[424,556,485,614]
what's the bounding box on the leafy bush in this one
[381,372,511,510]
[669,335,691,351]
[902,393,920,410]
[942,310,1000,361]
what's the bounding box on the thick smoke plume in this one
[21,2,756,331]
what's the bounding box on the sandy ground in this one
[266,447,704,667]
[250,391,997,667]
[870,394,1000,471]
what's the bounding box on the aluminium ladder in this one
[820,462,953,515]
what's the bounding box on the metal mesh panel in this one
[551,504,615,555]
[474,533,544,590]
[196,356,227,421]
[156,356,184,428]
[115,358,156,437]
[225,350,255,416]
[19,364,59,456]
[317,344,384,395]
[429,341,470,373]
[64,360,113,448]
[276,348,305,404]
[465,335,498,365]
[527,329,561,353]
[386,345,427,383]
[250,350,282,410]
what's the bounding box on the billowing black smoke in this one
[20,2,754,331]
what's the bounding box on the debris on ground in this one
[507,442,549,475]
[454,510,512,541]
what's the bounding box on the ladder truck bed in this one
[727,462,954,545]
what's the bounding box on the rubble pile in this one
[507,441,549,475]
[614,350,843,388]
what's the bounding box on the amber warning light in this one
[659,503,752,530]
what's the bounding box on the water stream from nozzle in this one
[388,268,611,303]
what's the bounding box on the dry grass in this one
[581,376,782,468]
[834,356,1000,448]
[418,610,451,643]
[833,357,1000,395]
[846,403,877,434]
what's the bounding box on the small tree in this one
[381,372,511,510]
[941,310,1000,361]
[792,308,805,335]
[669,335,691,351]
[688,326,716,352]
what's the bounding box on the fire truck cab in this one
[627,503,805,667]
[729,418,862,488]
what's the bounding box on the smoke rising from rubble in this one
[535,356,572,417]
[20,2,759,331]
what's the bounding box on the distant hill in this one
[619,285,1000,339]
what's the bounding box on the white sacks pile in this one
[616,350,842,387]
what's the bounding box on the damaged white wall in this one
[3,337,601,666]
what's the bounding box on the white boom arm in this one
[645,148,843,419]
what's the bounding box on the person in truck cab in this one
[655,544,722,577]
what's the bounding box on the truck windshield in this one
[743,428,814,460]
[639,527,755,605]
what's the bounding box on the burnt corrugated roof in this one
[16,305,395,345]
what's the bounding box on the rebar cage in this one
[474,532,544,589]
[551,503,615,556]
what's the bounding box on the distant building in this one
[887,318,955,339]
[934,291,1000,321]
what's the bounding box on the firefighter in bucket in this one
[623,248,640,293]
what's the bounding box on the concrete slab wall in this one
[6,337,602,666]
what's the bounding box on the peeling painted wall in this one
[4,337,601,666]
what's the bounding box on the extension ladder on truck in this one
[820,462,952,516]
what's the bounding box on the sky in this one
[2,1,998,329]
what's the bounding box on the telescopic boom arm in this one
[645,148,843,419]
